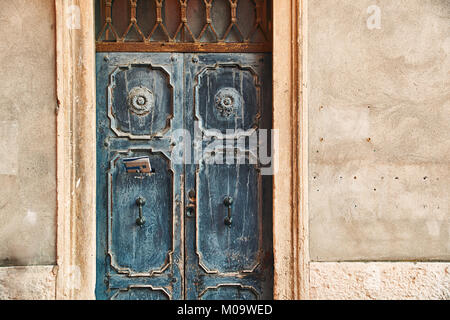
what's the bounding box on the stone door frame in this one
[54,0,308,300]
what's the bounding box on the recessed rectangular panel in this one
[109,64,174,138]
[109,151,173,275]
[196,160,261,274]
[200,285,258,300]
[195,64,261,135]
[111,287,170,300]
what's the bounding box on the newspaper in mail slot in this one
[123,156,152,174]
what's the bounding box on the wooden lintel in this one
[96,42,272,53]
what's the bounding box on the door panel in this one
[108,63,174,138]
[195,63,261,135]
[184,53,273,300]
[96,52,272,300]
[109,151,173,274]
[196,159,261,274]
[111,287,170,300]
[96,53,184,300]
[200,286,258,300]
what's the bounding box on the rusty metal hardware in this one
[135,196,146,227]
[186,189,196,218]
[96,0,271,53]
[223,196,233,227]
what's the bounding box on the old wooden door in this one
[95,0,273,301]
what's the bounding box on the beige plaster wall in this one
[0,0,56,266]
[0,266,56,300]
[308,0,450,261]
[310,262,450,300]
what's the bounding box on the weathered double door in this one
[96,52,273,300]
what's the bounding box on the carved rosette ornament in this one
[214,87,242,118]
[127,86,154,115]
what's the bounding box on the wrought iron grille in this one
[95,0,272,52]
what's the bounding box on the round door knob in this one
[136,216,146,227]
[223,196,233,207]
[136,196,146,206]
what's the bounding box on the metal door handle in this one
[135,196,146,227]
[223,196,233,227]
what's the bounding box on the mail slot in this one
[123,156,153,174]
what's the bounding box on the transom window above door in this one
[95,0,272,52]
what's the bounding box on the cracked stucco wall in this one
[0,0,56,267]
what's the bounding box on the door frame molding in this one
[55,0,308,300]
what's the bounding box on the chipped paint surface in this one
[308,0,450,260]
[95,52,273,300]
